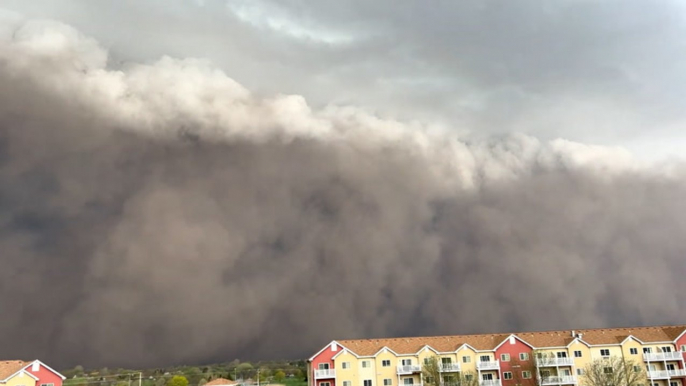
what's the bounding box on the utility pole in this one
[139,372,142,386]
[257,369,260,386]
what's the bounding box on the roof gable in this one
[493,334,534,351]
[22,360,66,381]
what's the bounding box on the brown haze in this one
[1,18,686,369]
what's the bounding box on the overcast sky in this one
[2,0,686,159]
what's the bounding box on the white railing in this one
[668,369,686,377]
[397,365,422,374]
[314,369,336,378]
[539,376,577,385]
[476,360,500,370]
[647,370,670,379]
[439,363,462,372]
[644,352,683,362]
[480,380,501,386]
[536,357,575,367]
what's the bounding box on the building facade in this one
[308,325,686,386]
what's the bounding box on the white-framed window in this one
[503,372,513,380]
[402,359,412,366]
[40,384,54,386]
[482,374,493,381]
[465,375,473,381]
[644,348,652,354]
[362,361,370,368]
[557,352,567,358]
[342,362,350,369]
[574,351,582,358]
[382,360,391,367]
[462,356,471,363]
[319,364,330,370]
[522,371,531,379]
[681,345,686,352]
[343,381,351,386]
[576,369,584,376]
[630,348,638,355]
[670,382,678,386]
[384,379,392,386]
[402,379,413,386]
[321,382,331,386]
[441,358,452,365]
[600,349,610,357]
[653,383,659,386]
[480,355,490,362]
[520,353,529,361]
[501,354,510,362]
[603,367,613,374]
[634,366,641,373]
[364,380,372,386]
[667,364,676,371]
[424,358,431,365]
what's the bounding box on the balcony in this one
[539,376,577,385]
[439,364,462,372]
[480,380,501,386]
[536,358,575,367]
[644,352,684,362]
[647,370,670,379]
[476,361,500,371]
[397,365,422,375]
[668,369,686,377]
[314,369,336,379]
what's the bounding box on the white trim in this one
[672,328,686,344]
[493,334,535,351]
[2,370,40,383]
[310,341,343,361]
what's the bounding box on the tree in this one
[421,356,479,386]
[274,371,286,383]
[582,356,646,386]
[510,351,541,386]
[166,376,189,386]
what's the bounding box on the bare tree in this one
[582,357,646,386]
[509,352,540,386]
[421,357,479,386]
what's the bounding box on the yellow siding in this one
[457,347,477,373]
[358,357,377,386]
[375,351,398,386]
[568,341,592,373]
[3,371,37,386]
[336,351,360,386]
[620,338,644,362]
[589,346,622,360]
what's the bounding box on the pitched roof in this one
[0,361,30,382]
[206,379,238,386]
[334,324,686,356]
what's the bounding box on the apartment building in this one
[308,325,686,386]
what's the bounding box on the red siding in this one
[310,343,339,386]
[676,333,686,370]
[24,362,63,386]
[495,337,534,386]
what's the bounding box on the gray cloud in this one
[1,12,686,371]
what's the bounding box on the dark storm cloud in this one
[1,14,686,370]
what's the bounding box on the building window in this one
[402,359,413,366]
[630,348,638,355]
[681,345,686,352]
[321,383,331,386]
[362,361,370,368]
[342,362,350,369]
[463,356,471,363]
[444,376,455,384]
[557,352,568,358]
[384,380,392,386]
[576,369,584,376]
[667,364,676,371]
[501,354,511,362]
[541,371,551,378]
[600,349,610,357]
[520,353,529,361]
[403,379,414,385]
[603,367,613,374]
[670,382,678,386]
[574,351,582,358]
[442,358,452,365]
[319,364,330,370]
[480,356,490,362]
[343,382,351,386]
[40,384,54,386]
[382,360,391,367]
[634,366,641,373]
[424,358,431,365]
[503,372,513,380]
[644,348,652,354]
[662,347,672,353]
[653,383,659,386]
[465,375,473,381]
[364,380,373,386]
[522,371,531,379]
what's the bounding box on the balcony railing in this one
[647,370,670,379]
[476,360,500,371]
[397,365,422,375]
[480,380,501,386]
[668,369,686,377]
[539,376,577,385]
[644,352,684,362]
[439,363,462,372]
[314,369,336,379]
[536,357,575,367]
